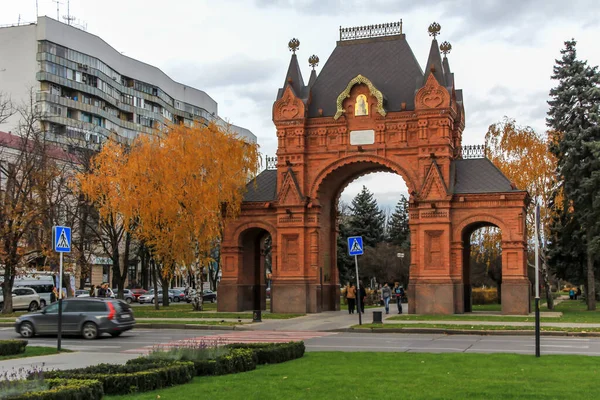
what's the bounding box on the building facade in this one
[0,17,256,145]
[219,22,530,315]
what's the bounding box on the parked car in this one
[112,288,135,304]
[138,289,174,304]
[75,289,89,297]
[0,287,41,311]
[202,290,217,303]
[129,288,147,302]
[13,276,55,308]
[185,289,217,303]
[15,298,135,339]
[169,289,186,303]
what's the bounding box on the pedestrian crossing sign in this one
[53,226,71,253]
[348,236,364,256]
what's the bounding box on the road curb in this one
[0,322,250,331]
[335,327,600,337]
[135,323,250,331]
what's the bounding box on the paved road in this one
[2,327,600,356]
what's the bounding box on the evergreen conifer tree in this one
[547,39,600,310]
[348,186,385,248]
[387,195,410,249]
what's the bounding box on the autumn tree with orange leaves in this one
[78,122,259,307]
[484,117,557,308]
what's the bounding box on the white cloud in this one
[1,0,598,203]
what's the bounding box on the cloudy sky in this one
[2,0,599,210]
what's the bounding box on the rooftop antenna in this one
[62,0,75,25]
[52,0,62,21]
[35,0,39,18]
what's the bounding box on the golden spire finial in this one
[428,22,441,38]
[440,41,452,56]
[288,38,300,54]
[308,55,319,70]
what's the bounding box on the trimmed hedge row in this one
[127,348,256,377]
[0,340,27,356]
[225,341,305,365]
[44,361,194,395]
[5,379,103,400]
[127,341,306,378]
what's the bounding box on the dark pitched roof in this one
[451,158,519,194]
[278,54,306,99]
[442,56,454,87]
[307,69,317,88]
[306,35,424,117]
[423,39,446,86]
[243,169,278,202]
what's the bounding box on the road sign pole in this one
[534,203,540,357]
[57,251,63,352]
[354,255,362,326]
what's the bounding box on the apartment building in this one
[0,16,256,146]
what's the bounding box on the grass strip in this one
[105,352,600,400]
[353,323,600,332]
[0,346,70,361]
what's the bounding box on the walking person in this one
[347,283,357,314]
[381,283,392,314]
[97,283,107,298]
[359,283,367,314]
[393,282,404,314]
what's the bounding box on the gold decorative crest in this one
[334,74,386,120]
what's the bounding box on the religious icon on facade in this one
[355,94,368,116]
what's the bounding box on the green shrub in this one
[214,349,255,375]
[128,348,256,377]
[3,379,102,400]
[147,339,227,362]
[0,340,27,356]
[472,288,498,305]
[225,342,305,364]
[44,362,193,395]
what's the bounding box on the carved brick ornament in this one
[274,86,305,121]
[415,73,450,110]
[334,74,386,120]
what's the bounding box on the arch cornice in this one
[309,154,417,200]
[231,220,277,246]
[334,74,386,120]
[453,213,509,242]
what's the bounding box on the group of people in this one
[345,283,366,314]
[381,282,405,314]
[89,282,111,298]
[569,287,582,300]
[344,282,406,315]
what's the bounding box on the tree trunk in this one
[161,272,170,307]
[62,272,73,298]
[1,267,15,314]
[587,243,596,310]
[151,258,160,310]
[497,282,502,304]
[540,245,554,310]
[116,231,132,299]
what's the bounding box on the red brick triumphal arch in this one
[219,22,530,315]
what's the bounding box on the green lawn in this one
[354,323,600,332]
[387,299,600,324]
[106,352,600,400]
[0,346,67,361]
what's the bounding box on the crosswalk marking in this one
[123,330,337,354]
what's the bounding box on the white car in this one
[0,287,41,311]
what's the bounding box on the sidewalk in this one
[0,352,137,376]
